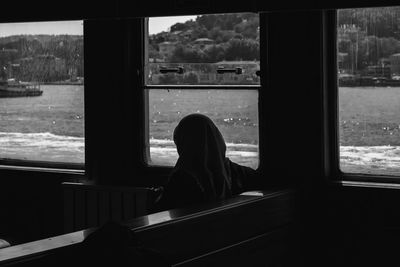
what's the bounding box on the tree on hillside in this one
[225,38,259,61]
[150,13,261,63]
[234,16,259,39]
[196,13,254,31]
[170,20,196,32]
[169,44,205,63]
[190,26,208,40]
[339,35,400,71]
[338,7,400,39]
[183,72,199,84]
[203,45,226,62]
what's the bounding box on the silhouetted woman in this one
[156,113,263,211]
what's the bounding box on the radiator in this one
[62,182,156,233]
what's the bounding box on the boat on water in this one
[0,79,42,98]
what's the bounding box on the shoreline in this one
[41,82,84,86]
[17,81,84,86]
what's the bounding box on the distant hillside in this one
[0,34,82,45]
[337,7,400,72]
[149,13,260,63]
[338,7,400,39]
[0,35,83,59]
[0,34,83,82]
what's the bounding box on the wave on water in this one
[150,138,258,151]
[149,138,259,169]
[150,140,400,171]
[340,146,400,175]
[0,132,84,163]
[0,132,83,149]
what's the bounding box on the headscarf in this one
[172,114,233,201]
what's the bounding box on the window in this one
[337,7,400,176]
[0,21,84,169]
[145,13,260,169]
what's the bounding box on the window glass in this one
[0,21,84,165]
[146,14,260,169]
[147,13,260,85]
[337,7,400,176]
[148,89,259,169]
[147,62,260,85]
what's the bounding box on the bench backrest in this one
[62,182,159,233]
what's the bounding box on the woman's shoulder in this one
[155,168,204,211]
[168,168,199,186]
[226,159,264,192]
[226,159,258,177]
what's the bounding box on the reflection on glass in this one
[338,7,400,176]
[240,191,264,196]
[147,13,260,85]
[147,62,260,85]
[0,21,84,164]
[148,211,172,225]
[148,89,259,169]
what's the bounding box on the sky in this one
[0,20,83,37]
[149,16,196,35]
[0,18,193,37]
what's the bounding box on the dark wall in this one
[309,184,400,267]
[1,3,400,267]
[2,0,399,23]
[0,8,327,244]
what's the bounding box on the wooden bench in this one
[131,189,295,265]
[62,182,161,233]
[1,188,295,267]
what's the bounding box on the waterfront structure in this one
[15,55,67,82]
[389,53,400,75]
[193,38,214,50]
[158,41,176,59]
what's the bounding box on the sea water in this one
[0,85,399,175]
[0,85,84,163]
[148,89,259,169]
[339,86,400,176]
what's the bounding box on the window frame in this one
[141,13,265,171]
[328,8,400,184]
[0,20,86,175]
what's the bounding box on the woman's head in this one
[173,113,226,163]
[172,113,232,200]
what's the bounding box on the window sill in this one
[332,179,400,190]
[0,164,85,177]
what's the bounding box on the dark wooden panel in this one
[135,190,147,217]
[174,227,290,267]
[0,1,118,23]
[132,190,295,264]
[63,188,74,234]
[86,190,98,228]
[110,191,122,221]
[62,183,155,231]
[74,189,86,231]
[117,0,400,18]
[1,189,294,267]
[122,192,135,220]
[98,191,110,226]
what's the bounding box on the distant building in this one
[193,38,214,50]
[159,42,176,59]
[148,60,260,85]
[389,53,400,75]
[337,52,349,71]
[0,48,18,54]
[378,58,390,67]
[0,48,18,67]
[337,24,366,42]
[362,65,391,79]
[15,54,67,82]
[7,63,21,79]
